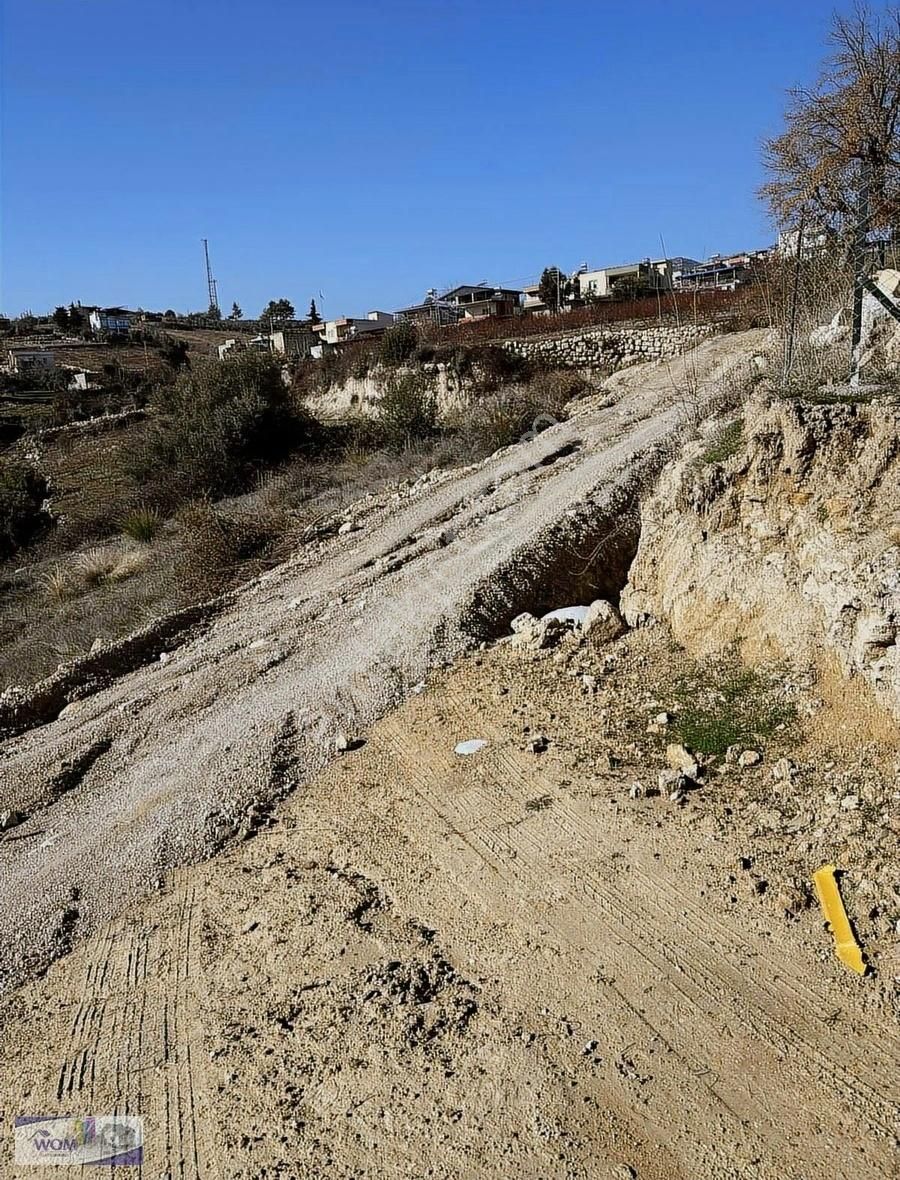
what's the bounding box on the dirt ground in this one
[1,625,897,1179]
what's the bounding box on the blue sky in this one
[0,0,868,318]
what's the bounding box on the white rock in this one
[666,743,700,780]
[581,599,625,644]
[455,739,488,756]
[738,750,762,769]
[338,521,357,535]
[840,794,860,811]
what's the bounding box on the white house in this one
[88,307,132,336]
[312,310,394,346]
[7,347,55,374]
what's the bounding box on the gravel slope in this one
[0,331,766,993]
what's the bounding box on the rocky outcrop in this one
[504,322,713,370]
[622,392,900,718]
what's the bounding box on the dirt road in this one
[1,629,897,1179]
[0,331,766,994]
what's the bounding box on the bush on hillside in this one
[130,352,321,506]
[449,372,572,455]
[0,462,49,558]
[375,373,438,449]
[378,321,418,367]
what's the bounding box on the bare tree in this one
[762,5,900,233]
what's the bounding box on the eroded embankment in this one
[622,392,900,719]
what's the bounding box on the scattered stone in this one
[411,681,426,695]
[455,739,488,756]
[771,757,796,782]
[654,711,671,727]
[510,612,567,651]
[841,794,860,811]
[581,674,598,692]
[665,743,700,781]
[725,744,742,765]
[581,599,626,644]
[542,605,590,627]
[528,734,549,754]
[659,768,689,801]
[336,734,366,754]
[628,782,644,799]
[738,749,762,769]
[337,521,357,535]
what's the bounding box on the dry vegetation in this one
[0,344,586,690]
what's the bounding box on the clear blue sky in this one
[0,0,872,318]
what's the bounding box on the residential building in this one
[575,259,674,301]
[7,346,55,374]
[441,284,522,319]
[88,307,132,336]
[522,284,549,314]
[777,225,837,259]
[312,310,395,346]
[269,326,320,358]
[675,252,767,292]
[394,290,459,326]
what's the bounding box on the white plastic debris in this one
[455,739,488,756]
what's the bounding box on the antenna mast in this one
[202,238,220,314]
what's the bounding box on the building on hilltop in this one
[394,290,459,326]
[269,326,320,358]
[575,259,676,301]
[6,346,56,374]
[88,307,132,336]
[674,251,768,292]
[441,284,522,320]
[311,310,395,346]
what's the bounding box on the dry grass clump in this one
[40,544,149,600]
[174,501,290,599]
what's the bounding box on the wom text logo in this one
[15,1115,143,1166]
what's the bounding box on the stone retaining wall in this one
[503,322,714,370]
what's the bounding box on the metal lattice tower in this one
[202,238,219,314]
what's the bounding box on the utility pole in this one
[202,238,220,316]
[849,160,872,387]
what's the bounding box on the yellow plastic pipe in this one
[812,864,866,975]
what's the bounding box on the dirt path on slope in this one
[0,332,768,994]
[0,629,896,1179]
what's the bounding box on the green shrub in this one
[0,462,49,558]
[668,664,795,756]
[701,418,743,464]
[121,505,162,542]
[472,345,531,390]
[375,374,438,449]
[378,321,418,367]
[130,352,322,506]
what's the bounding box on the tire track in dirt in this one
[369,691,899,1176]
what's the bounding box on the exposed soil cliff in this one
[623,392,900,720]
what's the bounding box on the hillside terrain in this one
[0,329,898,1178]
